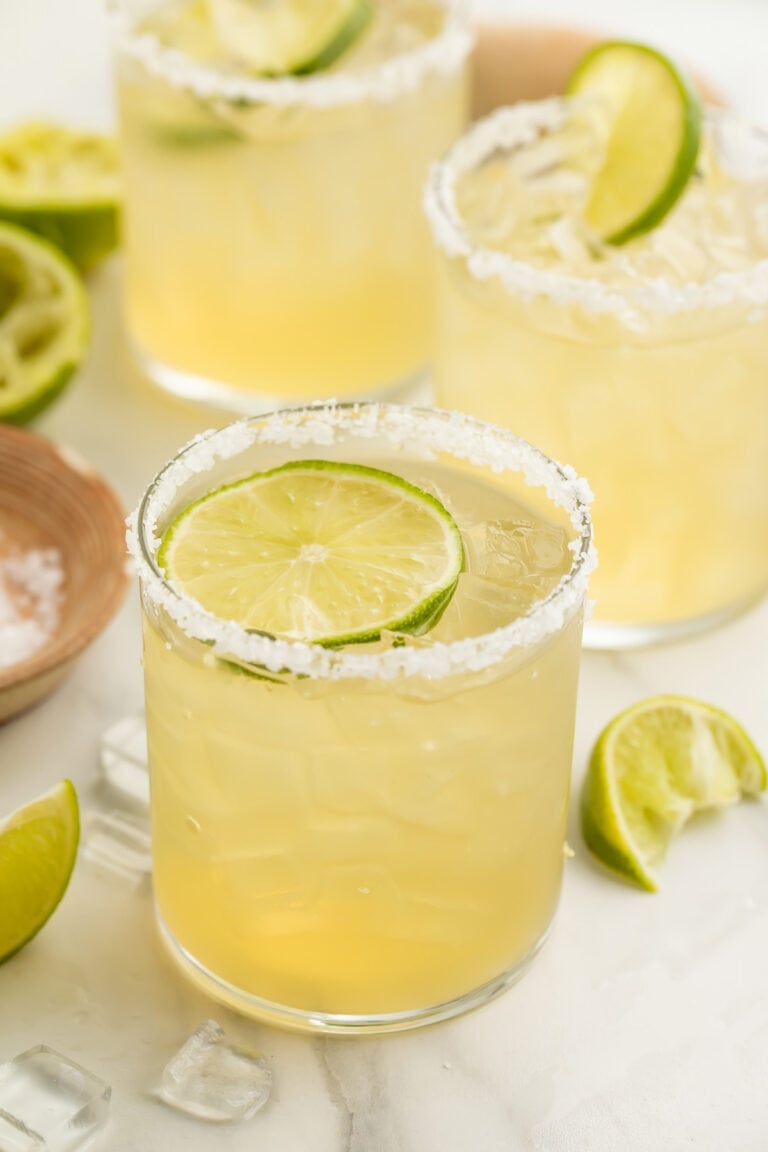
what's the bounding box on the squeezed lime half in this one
[0,122,119,270]
[567,41,702,245]
[581,695,766,891]
[0,221,89,424]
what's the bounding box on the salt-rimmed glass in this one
[111,0,472,412]
[128,402,594,1034]
[425,99,768,649]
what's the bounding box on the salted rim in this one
[424,98,768,316]
[127,403,595,681]
[110,0,473,109]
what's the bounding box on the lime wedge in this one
[0,780,80,964]
[159,460,465,646]
[209,0,373,76]
[0,123,119,271]
[0,222,89,424]
[566,41,702,245]
[581,696,766,891]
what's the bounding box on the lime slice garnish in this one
[566,41,702,245]
[0,222,89,424]
[209,0,373,76]
[0,780,80,964]
[149,120,242,151]
[0,123,120,271]
[581,696,766,892]
[159,459,465,647]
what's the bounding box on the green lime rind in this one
[567,41,702,246]
[0,221,89,424]
[0,780,80,964]
[0,124,120,271]
[159,458,466,648]
[0,202,119,274]
[292,0,373,75]
[581,695,766,892]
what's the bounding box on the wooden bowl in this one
[0,424,128,723]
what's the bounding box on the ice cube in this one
[99,713,149,807]
[158,1021,272,1124]
[545,216,598,267]
[0,1110,45,1152]
[469,517,571,583]
[0,1048,110,1152]
[81,811,152,883]
[431,574,540,642]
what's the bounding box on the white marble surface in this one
[1,2,768,1148]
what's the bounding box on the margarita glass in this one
[129,403,594,1034]
[112,0,471,412]
[425,101,768,648]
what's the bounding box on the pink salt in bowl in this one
[0,423,128,723]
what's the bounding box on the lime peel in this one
[159,459,466,647]
[581,695,766,891]
[0,779,80,964]
[566,41,702,245]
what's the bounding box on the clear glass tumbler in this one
[112,0,472,412]
[426,101,768,648]
[129,402,594,1033]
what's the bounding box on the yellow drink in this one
[114,0,470,410]
[130,405,594,1032]
[426,102,768,647]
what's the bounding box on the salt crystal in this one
[0,547,64,671]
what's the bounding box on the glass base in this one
[156,909,551,1035]
[131,340,431,416]
[584,588,767,651]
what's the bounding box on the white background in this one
[0,2,767,1149]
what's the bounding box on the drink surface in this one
[116,0,468,406]
[143,458,583,1018]
[432,104,768,638]
[140,0,445,74]
[453,107,768,284]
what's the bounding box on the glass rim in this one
[110,0,473,109]
[424,98,768,317]
[127,402,595,682]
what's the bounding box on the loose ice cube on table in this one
[158,1021,271,1124]
[81,811,152,883]
[99,713,149,806]
[0,1109,45,1152]
[0,1048,110,1152]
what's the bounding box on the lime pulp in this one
[0,221,89,424]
